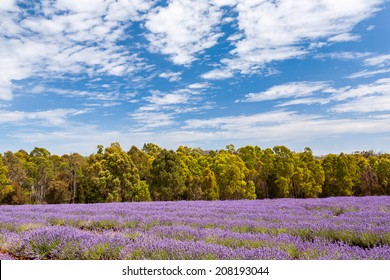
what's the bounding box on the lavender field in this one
[0,197,390,260]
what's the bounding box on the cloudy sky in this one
[1,0,389,155]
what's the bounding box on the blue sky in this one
[0,0,390,155]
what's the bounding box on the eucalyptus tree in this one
[2,151,30,204]
[372,156,390,195]
[291,147,324,198]
[147,149,186,201]
[321,153,358,197]
[237,145,265,198]
[128,145,152,181]
[0,155,13,204]
[101,143,147,202]
[28,147,54,203]
[269,146,295,198]
[212,150,256,200]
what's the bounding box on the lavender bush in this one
[0,196,389,260]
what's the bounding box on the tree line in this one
[0,143,389,204]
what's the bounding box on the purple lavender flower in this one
[0,196,389,259]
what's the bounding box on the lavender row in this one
[1,225,389,260]
[1,196,389,259]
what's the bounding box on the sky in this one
[0,0,390,156]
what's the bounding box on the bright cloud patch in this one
[0,0,153,100]
[332,78,390,113]
[203,0,383,77]
[240,81,333,102]
[145,0,223,65]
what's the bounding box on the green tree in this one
[46,180,71,204]
[131,180,151,202]
[212,150,256,200]
[128,145,152,181]
[237,145,267,198]
[0,155,13,204]
[269,146,294,198]
[177,146,204,200]
[2,151,30,204]
[66,153,86,203]
[101,143,144,202]
[142,143,162,158]
[28,148,54,203]
[372,157,390,195]
[81,152,105,203]
[291,148,324,198]
[352,155,382,196]
[321,153,358,197]
[202,168,219,200]
[147,149,186,201]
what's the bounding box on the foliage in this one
[1,143,389,204]
[0,155,13,204]
[147,149,186,201]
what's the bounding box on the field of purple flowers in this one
[0,196,389,260]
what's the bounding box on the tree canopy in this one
[1,144,389,204]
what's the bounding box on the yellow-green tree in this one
[2,151,30,204]
[372,157,390,195]
[322,153,358,197]
[101,143,149,202]
[212,150,256,200]
[0,154,13,204]
[291,147,324,198]
[237,145,267,198]
[269,146,294,198]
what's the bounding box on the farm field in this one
[0,196,389,260]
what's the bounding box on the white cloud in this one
[26,86,123,102]
[212,0,237,6]
[277,98,330,107]
[0,77,13,101]
[0,0,154,100]
[314,51,371,60]
[240,81,332,102]
[204,0,384,78]
[145,91,189,106]
[84,102,121,108]
[331,78,390,113]
[226,33,243,41]
[127,87,194,131]
[129,110,176,129]
[0,108,88,126]
[128,82,214,131]
[244,78,390,113]
[328,33,360,42]
[188,82,210,89]
[332,95,390,113]
[0,0,17,11]
[243,78,390,113]
[333,78,390,101]
[145,0,223,65]
[347,68,390,79]
[184,111,303,129]
[201,68,233,80]
[159,71,182,82]
[344,53,390,79]
[181,110,390,145]
[364,54,390,67]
